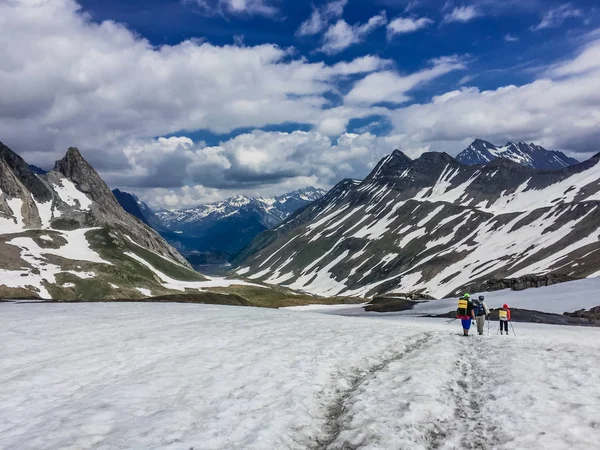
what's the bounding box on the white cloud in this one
[387,16,433,39]
[3,0,600,209]
[531,3,583,31]
[185,0,280,18]
[504,33,519,42]
[0,0,392,168]
[405,1,420,13]
[443,5,480,23]
[345,56,466,105]
[387,39,600,155]
[549,39,600,78]
[122,131,413,209]
[320,12,388,55]
[296,0,348,36]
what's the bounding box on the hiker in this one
[457,293,475,336]
[473,295,490,335]
[499,303,511,335]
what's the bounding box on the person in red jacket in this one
[499,304,511,335]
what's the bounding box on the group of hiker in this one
[456,293,512,336]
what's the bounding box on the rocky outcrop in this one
[465,274,578,293]
[0,158,43,228]
[0,141,53,202]
[564,306,600,322]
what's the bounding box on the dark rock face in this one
[0,141,52,203]
[112,189,151,226]
[456,139,579,169]
[236,149,600,299]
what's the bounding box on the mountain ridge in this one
[456,139,580,169]
[235,149,600,299]
[142,187,327,261]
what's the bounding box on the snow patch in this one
[53,178,92,210]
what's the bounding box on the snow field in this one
[1,303,599,450]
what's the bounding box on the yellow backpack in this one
[457,298,469,316]
[499,310,508,321]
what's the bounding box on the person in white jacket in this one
[473,295,490,335]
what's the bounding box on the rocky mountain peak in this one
[54,147,105,194]
[52,146,130,224]
[366,150,412,181]
[457,138,579,170]
[470,138,495,149]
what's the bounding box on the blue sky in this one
[1,0,600,208]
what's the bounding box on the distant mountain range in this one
[113,187,326,266]
[456,139,579,169]
[234,141,599,299]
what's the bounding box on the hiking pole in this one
[510,321,517,337]
[487,316,490,336]
[447,318,458,323]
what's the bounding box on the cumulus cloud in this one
[0,0,391,165]
[320,12,388,55]
[345,56,466,105]
[184,0,280,18]
[504,33,519,42]
[2,0,600,210]
[296,0,348,36]
[120,131,413,209]
[443,5,480,23]
[387,39,600,155]
[531,3,583,31]
[387,16,433,39]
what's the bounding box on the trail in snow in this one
[312,333,436,450]
[0,304,598,450]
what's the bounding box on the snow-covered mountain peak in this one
[457,139,579,170]
[148,187,327,257]
[226,195,252,208]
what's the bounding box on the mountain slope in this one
[0,141,254,300]
[112,189,152,226]
[456,139,579,169]
[152,188,326,258]
[235,150,600,298]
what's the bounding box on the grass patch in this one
[0,285,40,299]
[208,284,363,308]
[87,228,206,282]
